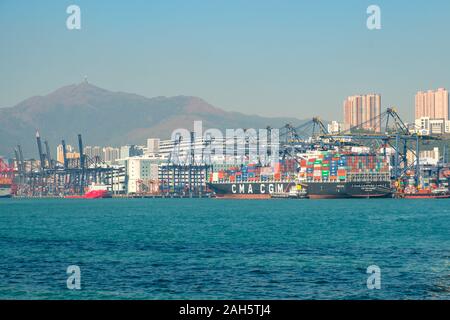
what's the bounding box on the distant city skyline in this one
[1,0,450,122]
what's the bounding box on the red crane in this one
[0,158,14,175]
[0,158,15,196]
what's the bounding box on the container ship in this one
[301,151,393,199]
[209,181,300,199]
[208,150,393,199]
[208,162,300,199]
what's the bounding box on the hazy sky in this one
[1,0,449,122]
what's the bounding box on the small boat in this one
[0,158,13,198]
[402,188,450,199]
[271,185,308,199]
[0,181,12,198]
[65,183,112,199]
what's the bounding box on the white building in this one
[146,139,160,155]
[430,119,444,135]
[120,145,142,159]
[327,121,349,134]
[151,136,263,165]
[327,121,340,134]
[407,147,440,166]
[414,117,450,135]
[420,148,440,165]
[125,156,162,194]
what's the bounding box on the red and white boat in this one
[402,187,450,199]
[65,183,112,199]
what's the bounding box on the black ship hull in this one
[307,181,393,199]
[208,182,296,199]
[208,181,393,199]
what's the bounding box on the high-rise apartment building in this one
[84,146,93,159]
[146,138,160,155]
[120,145,143,159]
[343,94,381,132]
[126,157,161,194]
[103,147,120,164]
[415,88,449,120]
[56,144,64,164]
[56,144,79,164]
[93,146,103,160]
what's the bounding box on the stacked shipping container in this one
[209,159,299,183]
[302,151,389,183]
[209,151,390,184]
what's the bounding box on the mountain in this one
[0,82,309,157]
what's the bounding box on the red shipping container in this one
[274,163,282,173]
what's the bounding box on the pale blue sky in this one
[1,0,449,121]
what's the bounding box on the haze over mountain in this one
[0,82,309,157]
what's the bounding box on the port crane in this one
[275,108,443,188]
[162,131,211,197]
[13,132,120,197]
[318,108,440,184]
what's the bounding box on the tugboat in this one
[399,176,450,199]
[271,184,308,199]
[402,187,450,199]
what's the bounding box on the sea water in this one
[0,198,448,299]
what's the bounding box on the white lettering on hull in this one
[277,184,284,193]
[229,183,285,195]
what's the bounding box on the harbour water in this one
[0,198,448,300]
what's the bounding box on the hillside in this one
[0,82,308,157]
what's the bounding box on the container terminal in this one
[1,108,450,199]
